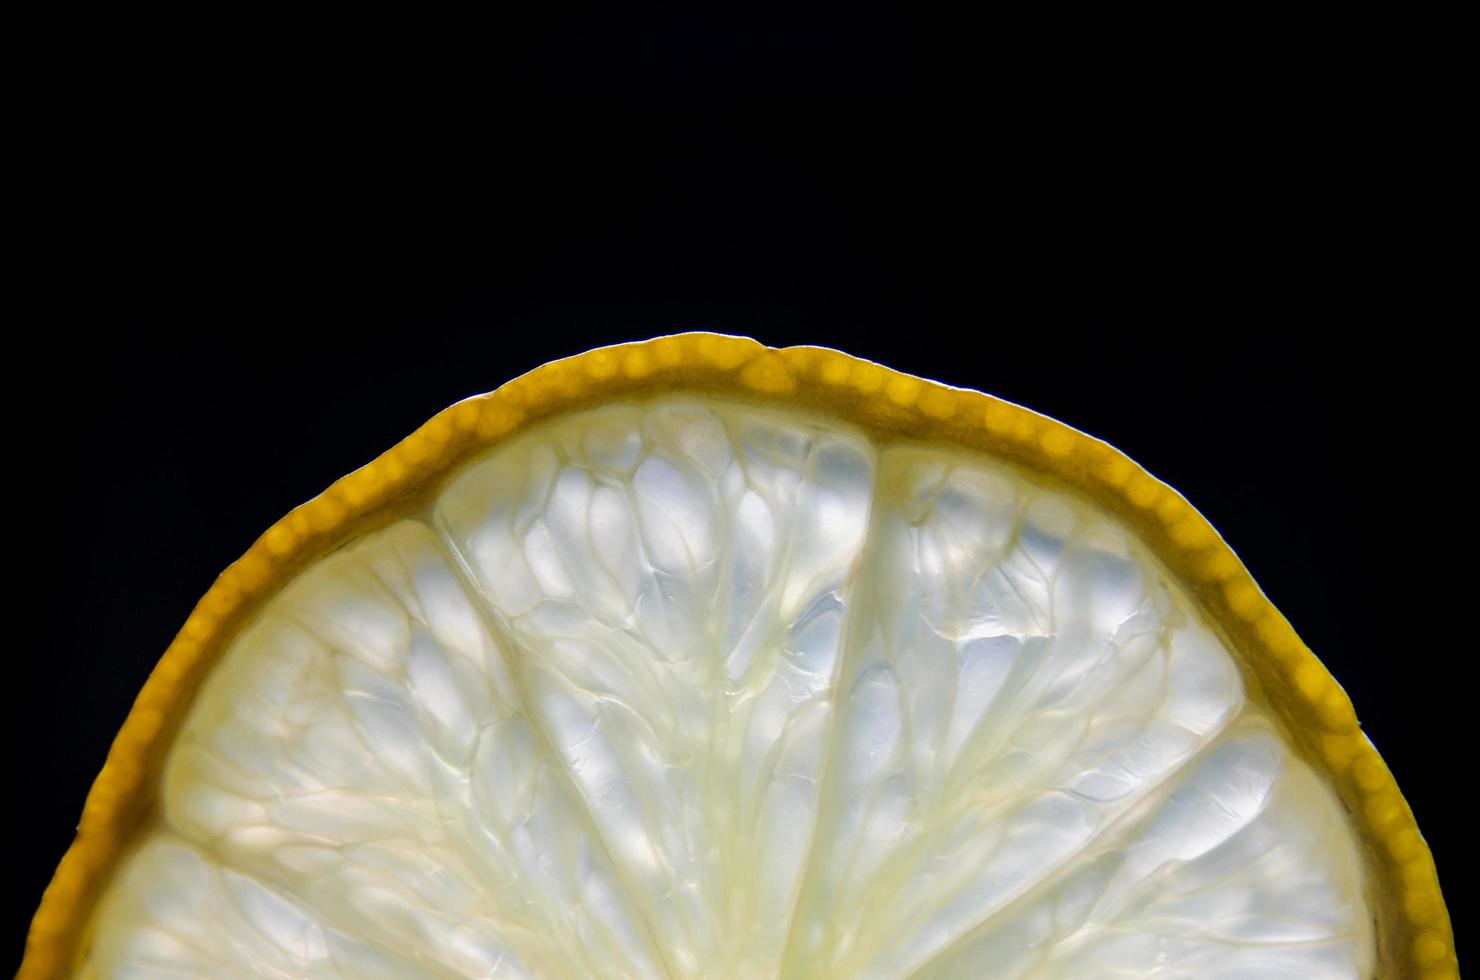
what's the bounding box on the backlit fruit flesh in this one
[22,335,1454,979]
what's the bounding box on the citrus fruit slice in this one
[23,335,1454,979]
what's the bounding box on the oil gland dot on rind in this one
[338,467,382,508]
[377,447,411,484]
[305,493,348,534]
[522,364,576,402]
[585,349,619,380]
[417,412,457,450]
[1315,692,1356,730]
[1413,929,1450,965]
[1167,516,1212,549]
[1386,828,1423,862]
[1294,661,1335,703]
[778,346,820,380]
[196,582,242,620]
[981,400,1013,432]
[918,385,957,421]
[1038,426,1075,458]
[129,708,166,745]
[261,523,297,558]
[651,336,686,368]
[1255,614,1299,655]
[1200,548,1243,583]
[850,361,887,395]
[178,609,218,644]
[739,353,796,394]
[818,357,851,386]
[284,508,314,539]
[1153,492,1191,527]
[1352,755,1388,793]
[478,401,524,439]
[1404,888,1441,927]
[398,431,437,467]
[1095,453,1136,489]
[1321,733,1362,769]
[885,375,920,408]
[1223,579,1264,620]
[1364,790,1403,830]
[447,399,482,434]
[1126,473,1162,509]
[622,348,655,380]
[695,334,752,370]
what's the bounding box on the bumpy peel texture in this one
[23,336,1454,979]
[85,398,1369,978]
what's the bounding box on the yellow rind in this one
[20,333,1454,979]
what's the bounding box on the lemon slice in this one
[23,335,1453,979]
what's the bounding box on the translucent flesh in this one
[80,397,1374,978]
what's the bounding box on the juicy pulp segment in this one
[925,720,1372,979]
[435,402,875,975]
[120,521,663,979]
[80,397,1374,978]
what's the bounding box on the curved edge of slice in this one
[21,332,1455,980]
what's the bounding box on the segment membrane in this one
[78,397,1374,979]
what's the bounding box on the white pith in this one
[82,397,1375,979]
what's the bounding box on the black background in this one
[14,7,1462,971]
